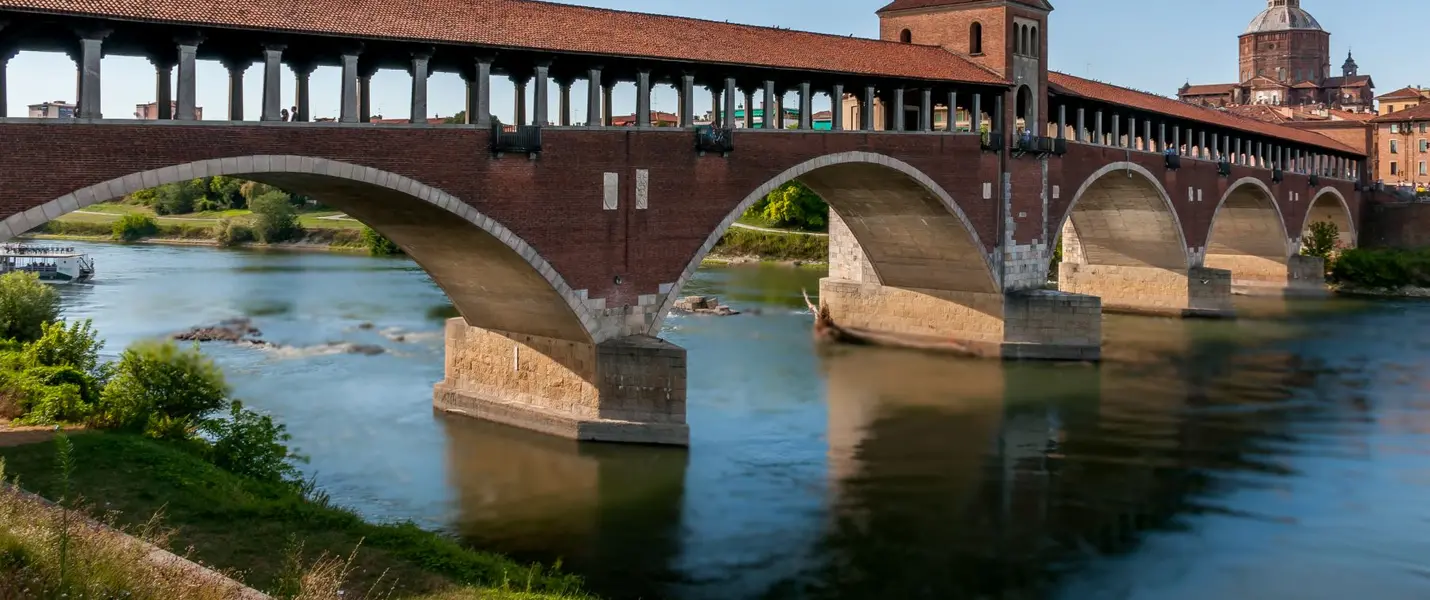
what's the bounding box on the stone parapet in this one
[1058,263,1233,318]
[434,319,688,445]
[818,278,1101,360]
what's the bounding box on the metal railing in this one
[695,126,734,154]
[491,122,542,154]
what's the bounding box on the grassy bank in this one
[35,217,368,252]
[1329,247,1430,293]
[709,227,828,263]
[0,432,591,599]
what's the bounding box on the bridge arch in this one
[1300,186,1356,250]
[1055,161,1190,271]
[1203,177,1293,276]
[5,155,599,343]
[651,151,997,332]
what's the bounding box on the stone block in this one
[1058,263,1233,318]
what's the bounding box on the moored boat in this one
[0,244,95,284]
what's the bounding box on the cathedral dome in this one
[1244,0,1323,34]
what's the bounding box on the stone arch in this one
[1301,186,1356,249]
[1204,177,1293,275]
[970,22,984,54]
[899,28,912,43]
[5,155,599,343]
[651,151,997,333]
[1055,161,1190,271]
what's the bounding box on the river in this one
[52,240,1430,600]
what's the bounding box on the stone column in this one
[531,62,550,126]
[358,59,378,123]
[556,78,572,126]
[725,77,738,130]
[1111,114,1121,147]
[220,57,248,121]
[947,91,958,132]
[1057,105,1067,139]
[1158,123,1167,152]
[75,28,109,119]
[0,48,15,119]
[709,86,720,127]
[174,33,203,121]
[151,56,174,120]
[919,88,932,131]
[1093,111,1103,144]
[891,87,905,132]
[260,44,284,121]
[602,82,614,126]
[291,59,314,122]
[678,73,694,127]
[407,49,432,124]
[463,55,492,127]
[797,81,812,129]
[863,85,877,131]
[1198,131,1207,159]
[338,45,362,123]
[636,69,652,128]
[1075,107,1085,142]
[742,88,755,128]
[586,67,602,127]
[512,75,528,125]
[1143,120,1152,152]
[763,80,778,129]
[1173,127,1181,155]
[831,84,844,130]
[971,93,982,133]
[1127,116,1136,148]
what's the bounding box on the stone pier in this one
[1204,253,1327,296]
[433,319,689,445]
[1058,263,1233,317]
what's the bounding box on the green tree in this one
[96,340,230,439]
[202,400,304,484]
[249,191,301,243]
[1301,221,1340,262]
[361,227,403,256]
[208,176,247,210]
[758,181,828,230]
[0,272,60,343]
[111,213,158,242]
[24,320,104,378]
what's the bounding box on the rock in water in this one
[673,295,740,316]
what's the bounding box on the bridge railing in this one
[491,123,542,155]
[695,126,734,154]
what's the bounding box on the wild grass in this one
[0,432,592,600]
[711,227,828,262]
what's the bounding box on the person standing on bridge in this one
[290,105,299,122]
[280,108,290,122]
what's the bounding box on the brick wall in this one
[1362,202,1430,249]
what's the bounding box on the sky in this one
[4,0,1426,122]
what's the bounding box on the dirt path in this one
[0,422,84,448]
[729,222,828,236]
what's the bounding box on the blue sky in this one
[4,0,1424,121]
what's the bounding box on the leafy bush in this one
[95,341,229,439]
[213,218,255,247]
[1301,221,1340,261]
[743,182,828,231]
[2,365,92,424]
[249,191,301,243]
[1330,248,1430,290]
[0,272,60,343]
[110,213,159,242]
[203,400,305,484]
[361,227,402,256]
[24,320,104,377]
[713,227,828,262]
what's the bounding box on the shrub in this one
[713,228,828,262]
[3,365,92,424]
[1330,248,1430,290]
[213,218,255,247]
[1301,221,1340,262]
[751,182,828,230]
[361,227,402,256]
[202,400,304,484]
[25,320,105,377]
[249,191,300,243]
[95,341,230,439]
[111,214,159,242]
[0,272,61,343]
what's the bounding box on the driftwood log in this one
[802,289,977,356]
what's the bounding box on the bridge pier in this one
[1058,263,1233,318]
[433,319,689,446]
[1205,253,1327,297]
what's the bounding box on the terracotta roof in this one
[0,0,1006,85]
[812,110,833,120]
[1180,83,1238,96]
[877,0,1049,13]
[1377,86,1427,100]
[1326,109,1376,122]
[1371,102,1430,123]
[1291,81,1320,89]
[1323,75,1371,88]
[1048,72,1361,155]
[1226,104,1290,124]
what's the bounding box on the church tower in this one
[1342,50,1359,77]
[1239,0,1331,84]
[875,0,1053,128]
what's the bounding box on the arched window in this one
[969,22,983,55]
[1031,26,1039,57]
[1019,25,1028,55]
[1016,85,1032,121]
[899,29,912,43]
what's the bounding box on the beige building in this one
[838,95,988,132]
[134,101,203,120]
[1377,86,1429,115]
[1371,102,1430,192]
[26,101,76,118]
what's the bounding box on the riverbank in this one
[0,430,592,599]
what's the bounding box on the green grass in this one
[712,227,828,262]
[59,203,362,232]
[0,433,592,599]
[733,213,827,234]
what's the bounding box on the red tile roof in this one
[1370,102,1430,123]
[1226,104,1290,124]
[1049,72,1362,155]
[0,0,1006,85]
[1377,86,1427,100]
[1180,83,1238,97]
[878,0,1049,12]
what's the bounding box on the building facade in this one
[1377,87,1430,116]
[134,101,203,120]
[1372,104,1430,193]
[26,101,76,118]
[1179,0,1374,111]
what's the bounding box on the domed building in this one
[1179,0,1374,112]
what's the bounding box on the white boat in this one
[0,245,95,284]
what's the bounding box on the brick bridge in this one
[0,0,1367,445]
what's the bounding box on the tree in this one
[1301,221,1340,262]
[0,272,60,343]
[249,190,301,243]
[112,213,159,242]
[757,181,828,230]
[361,227,403,256]
[96,340,229,439]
